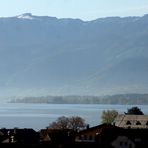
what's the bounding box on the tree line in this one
[9,94,148,104]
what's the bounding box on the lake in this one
[0,103,147,131]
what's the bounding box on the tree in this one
[68,116,86,131]
[48,116,69,130]
[101,110,118,124]
[48,116,86,131]
[125,106,144,115]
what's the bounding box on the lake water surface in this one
[0,103,147,131]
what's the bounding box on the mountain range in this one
[0,13,148,99]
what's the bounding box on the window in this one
[126,121,131,125]
[119,141,123,146]
[89,135,92,140]
[136,121,141,125]
[81,135,84,140]
[129,143,132,148]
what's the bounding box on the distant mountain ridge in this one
[0,13,148,98]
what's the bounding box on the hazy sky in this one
[0,0,148,20]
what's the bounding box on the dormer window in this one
[136,121,141,125]
[126,121,131,125]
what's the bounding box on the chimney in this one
[86,124,90,129]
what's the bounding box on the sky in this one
[0,0,148,21]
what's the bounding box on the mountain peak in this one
[16,13,34,20]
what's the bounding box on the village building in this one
[75,123,148,148]
[0,128,39,144]
[75,124,116,143]
[114,115,148,129]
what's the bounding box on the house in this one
[0,128,16,143]
[14,128,39,144]
[0,128,39,144]
[75,123,148,148]
[39,128,75,144]
[39,129,52,142]
[75,124,136,147]
[75,124,119,143]
[0,131,5,143]
[114,115,148,129]
[97,125,148,148]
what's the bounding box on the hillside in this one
[0,13,148,98]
